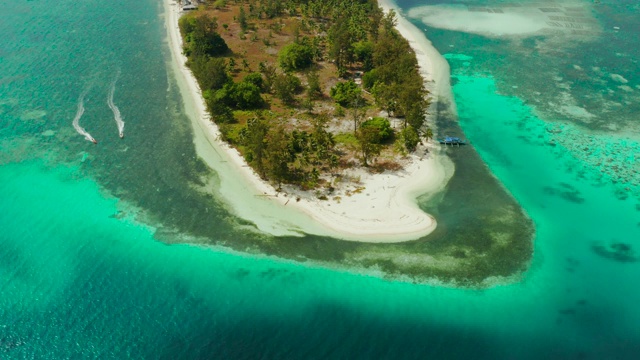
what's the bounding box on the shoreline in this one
[162,0,453,243]
[377,0,456,114]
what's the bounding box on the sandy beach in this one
[162,0,453,243]
[378,0,456,114]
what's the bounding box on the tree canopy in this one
[361,117,393,143]
[215,81,264,110]
[356,126,382,166]
[273,73,302,105]
[330,80,361,107]
[278,43,314,72]
[190,56,230,92]
[179,15,229,58]
[179,0,432,188]
[243,72,265,91]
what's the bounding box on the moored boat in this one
[438,136,466,145]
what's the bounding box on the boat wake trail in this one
[108,70,125,139]
[72,91,97,144]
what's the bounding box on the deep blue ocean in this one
[1,0,639,358]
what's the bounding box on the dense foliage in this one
[180,0,432,188]
[278,43,314,72]
[179,15,229,58]
[189,56,230,92]
[216,81,264,109]
[243,72,264,90]
[356,127,382,166]
[401,126,420,152]
[273,73,302,105]
[233,114,338,188]
[330,81,361,107]
[361,117,393,143]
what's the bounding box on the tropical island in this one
[165,0,453,242]
[157,0,535,283]
[178,0,432,187]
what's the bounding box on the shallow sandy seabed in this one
[407,1,601,39]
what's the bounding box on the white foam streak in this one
[72,92,97,144]
[108,70,125,138]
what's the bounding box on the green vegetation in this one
[203,92,235,124]
[215,81,264,110]
[353,40,374,71]
[179,0,433,188]
[401,126,420,152]
[330,81,362,107]
[356,127,382,166]
[179,15,229,58]
[238,6,248,32]
[212,0,227,9]
[278,43,314,72]
[165,0,534,288]
[273,73,302,105]
[189,56,230,92]
[361,117,393,143]
[306,71,322,100]
[258,62,277,92]
[242,72,264,90]
[334,132,358,147]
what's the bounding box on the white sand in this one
[162,0,453,243]
[409,4,549,37]
[407,1,600,39]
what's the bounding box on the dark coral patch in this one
[591,241,638,263]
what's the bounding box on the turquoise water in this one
[3,161,639,358]
[1,0,640,358]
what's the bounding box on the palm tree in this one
[425,127,434,142]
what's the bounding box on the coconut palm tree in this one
[425,127,434,142]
